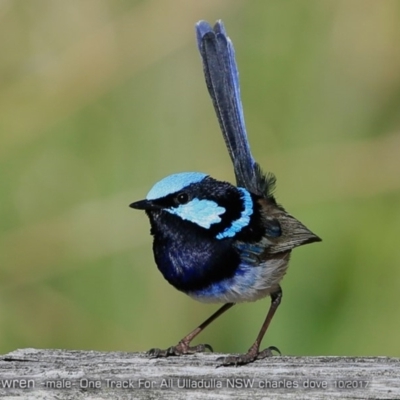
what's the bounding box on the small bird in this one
[130,20,321,366]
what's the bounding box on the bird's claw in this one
[216,345,280,367]
[147,343,213,358]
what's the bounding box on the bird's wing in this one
[196,20,274,197]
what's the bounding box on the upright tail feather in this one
[196,20,275,198]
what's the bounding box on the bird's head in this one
[130,172,256,239]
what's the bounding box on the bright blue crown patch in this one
[146,172,207,200]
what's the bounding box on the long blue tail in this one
[196,20,275,197]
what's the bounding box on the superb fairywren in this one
[130,20,321,366]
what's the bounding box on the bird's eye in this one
[176,192,189,205]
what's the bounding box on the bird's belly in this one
[187,254,290,303]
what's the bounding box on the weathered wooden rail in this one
[0,348,399,399]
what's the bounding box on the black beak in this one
[129,199,159,211]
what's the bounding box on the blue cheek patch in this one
[216,188,253,239]
[146,172,207,200]
[166,198,226,229]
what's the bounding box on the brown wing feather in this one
[258,198,321,255]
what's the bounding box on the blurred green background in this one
[1,0,400,358]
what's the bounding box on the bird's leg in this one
[217,286,282,367]
[147,302,235,358]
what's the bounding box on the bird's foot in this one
[216,345,280,367]
[147,341,213,358]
